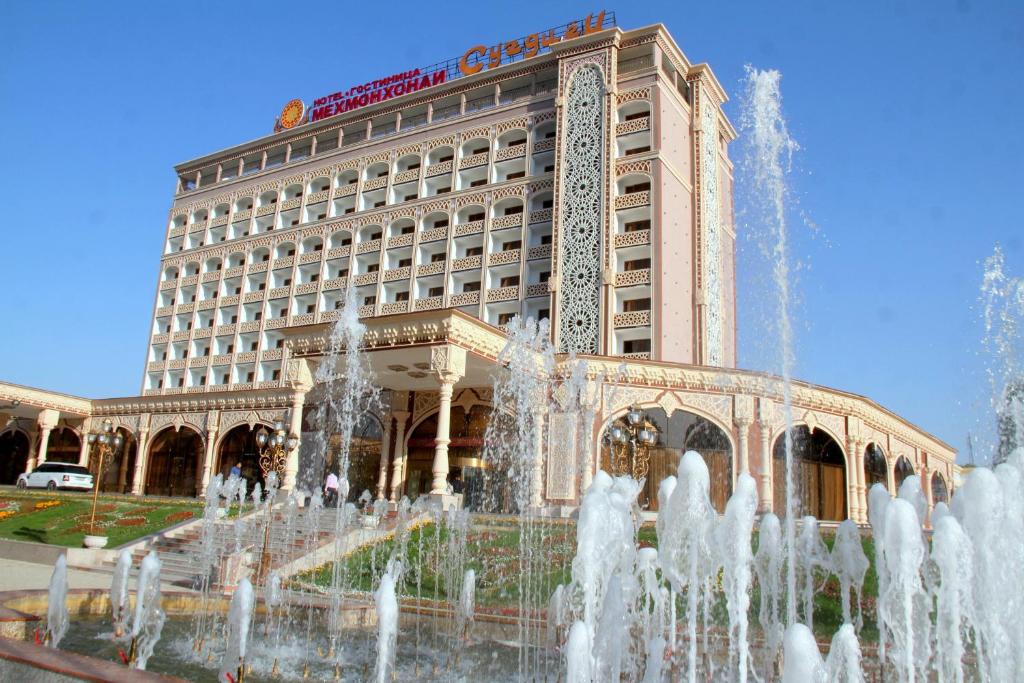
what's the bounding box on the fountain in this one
[44,554,68,648]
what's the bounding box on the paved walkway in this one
[0,557,184,593]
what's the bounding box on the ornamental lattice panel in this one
[557,64,606,355]
[700,97,723,366]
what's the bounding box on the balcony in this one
[239,320,261,333]
[261,348,283,361]
[393,169,420,184]
[415,296,443,311]
[356,239,381,254]
[335,183,358,197]
[268,286,290,300]
[459,152,489,170]
[533,138,556,153]
[202,272,221,283]
[244,291,264,303]
[172,331,190,342]
[529,208,553,224]
[295,281,319,295]
[280,197,301,210]
[211,354,232,366]
[454,221,484,237]
[495,143,527,161]
[387,234,414,249]
[215,324,235,336]
[169,226,186,238]
[323,277,347,290]
[383,266,411,282]
[613,310,651,328]
[156,305,173,317]
[147,361,165,372]
[236,351,257,363]
[488,249,520,266]
[353,272,379,286]
[272,256,294,269]
[160,281,176,291]
[307,190,330,204]
[614,191,651,210]
[225,266,244,278]
[380,301,410,315]
[358,304,375,317]
[623,351,651,360]
[452,255,482,271]
[527,244,552,259]
[450,291,480,306]
[319,310,341,323]
[420,226,448,243]
[248,261,269,273]
[265,316,287,329]
[151,333,170,344]
[614,269,651,287]
[256,205,276,217]
[290,313,315,326]
[616,116,650,136]
[193,327,212,338]
[492,214,523,230]
[485,286,519,303]
[221,294,240,306]
[189,357,210,368]
[299,252,322,264]
[327,246,351,259]
[526,283,549,298]
[615,230,651,248]
[363,176,387,191]
[425,160,453,177]
[417,261,445,277]
[210,216,229,227]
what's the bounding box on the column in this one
[117,443,130,493]
[25,429,39,472]
[375,416,393,500]
[530,409,546,509]
[283,393,306,491]
[389,411,410,503]
[856,440,869,523]
[35,409,59,465]
[430,378,456,494]
[846,435,861,522]
[200,426,218,496]
[735,417,752,477]
[131,428,150,495]
[77,419,92,466]
[758,422,773,513]
[922,464,934,526]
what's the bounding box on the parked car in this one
[16,463,93,491]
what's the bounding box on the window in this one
[310,274,320,283]
[539,308,550,319]
[395,291,409,302]
[624,111,648,121]
[431,253,446,263]
[254,312,262,321]
[374,201,386,208]
[463,281,481,292]
[306,304,315,313]
[363,295,376,305]
[437,187,451,194]
[336,268,349,278]
[275,339,284,349]
[623,339,651,353]
[502,240,521,251]
[262,254,270,262]
[398,258,412,268]
[222,374,229,384]
[199,376,207,386]
[208,319,215,327]
[625,146,651,156]
[433,219,449,228]
[367,264,379,273]
[471,147,488,155]
[541,199,554,209]
[407,163,421,171]
[623,298,651,312]
[624,182,651,194]
[506,171,525,180]
[342,238,352,246]
[317,213,326,220]
[178,377,185,387]
[544,131,556,139]
[161,351,167,360]
[258,283,266,290]
[314,243,324,251]
[500,276,520,287]
[498,312,515,325]
[624,220,651,232]
[370,231,382,240]
[401,225,415,235]
[345,207,356,214]
[466,246,483,257]
[404,194,418,201]
[283,278,292,286]
[539,271,550,282]
[623,258,651,271]
[272,369,281,381]
[234,287,241,295]
[227,344,234,353]
[203,346,210,356]
[334,300,344,310]
[544,165,554,173]
[287,248,296,257]
[438,155,453,163]
[250,341,258,351]
[470,179,486,188]
[278,308,287,317]
[246,372,255,382]
[468,212,485,222]
[429,286,443,297]
[290,219,299,226]
[377,170,388,178]
[541,234,552,245]
[157,379,163,388]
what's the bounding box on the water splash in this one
[110,549,132,638]
[131,551,166,670]
[45,555,68,648]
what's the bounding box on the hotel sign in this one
[276,11,613,130]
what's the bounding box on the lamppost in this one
[253,420,298,583]
[86,419,123,541]
[603,405,659,481]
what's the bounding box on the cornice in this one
[0,381,91,416]
[91,387,298,416]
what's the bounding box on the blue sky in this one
[1,1,1021,458]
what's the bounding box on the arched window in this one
[864,443,888,489]
[45,427,81,463]
[894,456,914,490]
[146,428,203,497]
[931,470,949,504]
[773,425,847,521]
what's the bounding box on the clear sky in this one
[1,1,1021,459]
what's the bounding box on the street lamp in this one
[253,419,298,583]
[603,405,658,481]
[86,419,123,537]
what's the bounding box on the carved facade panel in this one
[546,411,577,500]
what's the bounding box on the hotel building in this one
[0,16,957,523]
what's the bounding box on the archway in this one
[931,471,949,505]
[406,404,495,508]
[146,428,203,497]
[323,413,382,504]
[864,443,888,490]
[0,430,30,485]
[599,407,733,513]
[94,427,137,493]
[217,424,272,492]
[773,425,848,521]
[894,456,914,490]
[45,427,80,463]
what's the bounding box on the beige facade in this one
[0,21,956,521]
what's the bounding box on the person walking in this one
[229,461,242,479]
[324,471,340,507]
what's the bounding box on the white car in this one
[17,463,93,491]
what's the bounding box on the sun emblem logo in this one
[278,99,306,130]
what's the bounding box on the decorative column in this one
[35,409,59,466]
[282,358,315,491]
[429,346,466,495]
[735,395,755,479]
[856,439,868,523]
[131,423,151,495]
[922,463,934,524]
[756,400,774,513]
[375,414,394,500]
[200,412,219,496]
[530,408,546,509]
[77,419,92,466]
[846,434,861,523]
[389,408,410,503]
[25,429,38,472]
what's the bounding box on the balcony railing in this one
[380,301,410,315]
[495,143,527,161]
[358,304,375,317]
[256,205,276,217]
[614,268,651,287]
[450,291,480,306]
[335,183,358,197]
[527,244,552,259]
[526,283,549,298]
[387,233,414,249]
[485,286,519,303]
[420,226,448,242]
[353,272,379,286]
[488,249,520,266]
[362,176,387,191]
[425,160,453,177]
[613,310,651,327]
[323,277,347,290]
[327,246,351,259]
[533,138,556,153]
[452,255,482,271]
[614,229,651,247]
[356,239,381,254]
[383,266,411,282]
[492,214,523,230]
[417,261,445,277]
[459,152,489,170]
[529,208,553,224]
[454,220,484,236]
[393,169,420,184]
[614,191,651,210]
[615,116,650,136]
[299,252,322,264]
[415,296,443,311]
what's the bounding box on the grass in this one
[0,489,203,548]
[298,517,882,640]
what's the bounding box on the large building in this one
[0,14,957,523]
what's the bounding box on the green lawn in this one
[0,490,202,548]
[298,518,881,640]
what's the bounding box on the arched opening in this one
[864,443,888,489]
[773,425,848,521]
[0,430,30,485]
[406,404,495,508]
[216,423,272,491]
[599,407,733,513]
[46,427,81,464]
[931,471,949,504]
[894,456,914,490]
[94,427,137,494]
[146,428,203,497]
